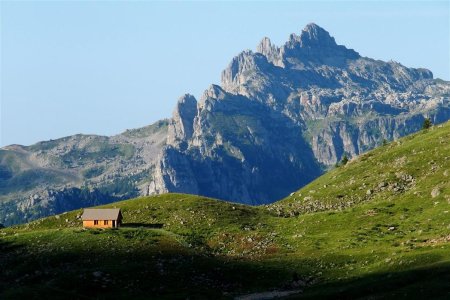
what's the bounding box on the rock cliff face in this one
[167,94,198,145]
[148,23,450,204]
[1,23,450,224]
[150,86,322,204]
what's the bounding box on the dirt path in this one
[234,289,303,300]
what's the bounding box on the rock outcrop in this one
[167,94,198,146]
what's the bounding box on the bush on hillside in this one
[422,118,432,130]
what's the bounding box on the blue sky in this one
[1,1,449,147]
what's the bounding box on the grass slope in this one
[1,123,450,299]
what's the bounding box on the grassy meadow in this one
[1,122,449,299]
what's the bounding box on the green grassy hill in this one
[1,122,449,299]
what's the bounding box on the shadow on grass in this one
[2,233,450,299]
[122,223,163,229]
[0,244,292,299]
[0,238,22,252]
[297,261,450,300]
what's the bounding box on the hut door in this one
[112,220,116,228]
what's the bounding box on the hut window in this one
[104,220,108,225]
[94,220,98,225]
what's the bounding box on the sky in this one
[1,1,449,147]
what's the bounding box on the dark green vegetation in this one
[423,118,432,130]
[1,122,449,299]
[121,119,169,138]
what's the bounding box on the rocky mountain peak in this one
[256,37,283,67]
[257,37,276,56]
[223,23,362,93]
[299,23,337,48]
[283,23,360,64]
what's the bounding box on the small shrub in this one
[422,118,432,130]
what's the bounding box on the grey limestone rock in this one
[167,94,198,147]
[150,23,450,204]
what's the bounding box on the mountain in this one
[148,23,450,202]
[0,120,169,224]
[1,23,450,225]
[1,121,449,298]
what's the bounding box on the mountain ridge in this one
[1,23,450,225]
[151,23,449,204]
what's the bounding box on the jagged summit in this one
[230,23,361,82]
[257,23,336,52]
[256,37,277,56]
[282,23,360,62]
[303,22,322,31]
[298,23,337,47]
